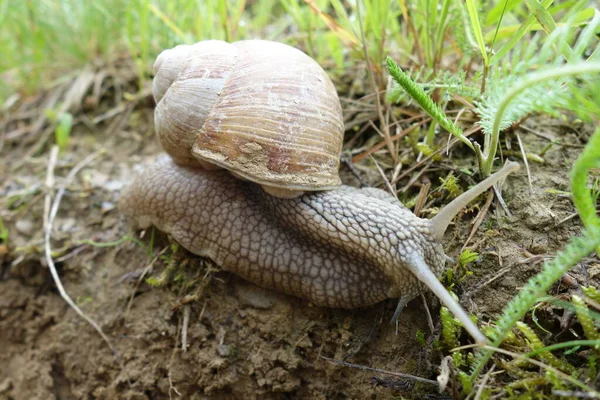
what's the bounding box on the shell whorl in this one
[154,40,237,166]
[152,39,344,191]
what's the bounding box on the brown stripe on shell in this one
[192,40,344,191]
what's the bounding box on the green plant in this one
[385,56,474,151]
[516,321,577,374]
[0,217,8,244]
[0,0,284,99]
[469,125,600,385]
[387,11,600,177]
[440,306,461,349]
[458,249,479,269]
[572,295,600,350]
[78,234,152,258]
[477,60,600,176]
[583,286,600,303]
[45,110,73,151]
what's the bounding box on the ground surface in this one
[0,90,597,399]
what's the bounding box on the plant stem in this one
[481,61,600,176]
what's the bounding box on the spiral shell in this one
[153,40,344,196]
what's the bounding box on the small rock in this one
[522,203,555,229]
[295,335,312,349]
[104,180,126,192]
[0,377,13,393]
[15,219,35,236]
[588,263,600,279]
[86,170,110,187]
[101,201,115,213]
[217,344,232,357]
[58,218,76,233]
[234,281,278,309]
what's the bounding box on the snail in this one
[120,40,520,345]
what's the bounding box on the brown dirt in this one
[0,95,597,399]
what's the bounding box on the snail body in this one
[121,40,521,344]
[121,156,442,309]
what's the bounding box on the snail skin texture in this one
[121,39,520,344]
[121,155,520,345]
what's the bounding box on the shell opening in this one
[261,185,305,199]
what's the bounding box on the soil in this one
[0,89,597,399]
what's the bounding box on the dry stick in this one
[492,183,513,218]
[516,131,533,194]
[352,120,425,163]
[344,117,374,149]
[182,305,191,352]
[399,164,430,196]
[340,153,369,188]
[124,246,169,317]
[460,190,494,252]
[393,125,483,185]
[43,147,59,232]
[368,155,398,200]
[167,313,183,400]
[413,178,431,217]
[463,264,512,300]
[368,119,387,139]
[43,146,120,359]
[420,293,435,334]
[320,356,439,386]
[473,364,495,400]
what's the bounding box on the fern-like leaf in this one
[385,56,475,151]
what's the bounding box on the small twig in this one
[368,155,398,199]
[413,178,431,217]
[492,183,513,218]
[43,146,121,361]
[393,125,482,184]
[463,263,512,300]
[516,132,532,194]
[182,304,190,352]
[340,153,369,188]
[421,293,435,334]
[352,121,424,163]
[125,246,169,316]
[43,147,59,232]
[399,163,430,193]
[167,311,183,399]
[461,190,494,252]
[320,356,439,386]
[553,212,581,227]
[473,365,495,400]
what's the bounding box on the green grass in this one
[0,0,283,97]
[2,0,600,397]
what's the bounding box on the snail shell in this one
[153,40,344,198]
